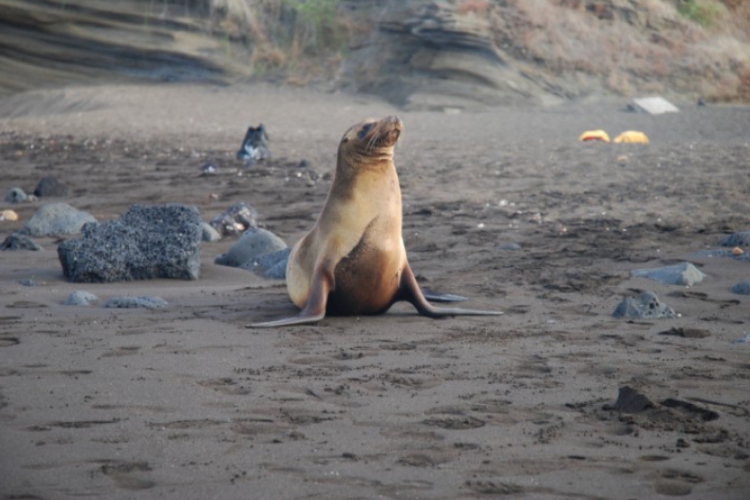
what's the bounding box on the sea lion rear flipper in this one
[400,264,503,318]
[246,265,333,328]
[421,290,467,303]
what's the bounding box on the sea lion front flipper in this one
[246,264,334,328]
[399,264,503,318]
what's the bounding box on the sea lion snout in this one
[373,115,403,148]
[383,115,402,126]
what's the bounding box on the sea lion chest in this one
[287,163,406,315]
[329,165,404,313]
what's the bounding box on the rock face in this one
[0,0,251,98]
[20,203,96,237]
[340,0,750,107]
[58,204,202,283]
[2,0,750,105]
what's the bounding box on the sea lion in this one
[247,115,501,328]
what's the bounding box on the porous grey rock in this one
[612,291,676,319]
[730,281,750,295]
[1,233,43,251]
[201,221,221,242]
[240,247,291,279]
[20,203,96,237]
[63,290,99,306]
[33,176,69,197]
[5,187,27,203]
[103,296,168,309]
[215,228,287,268]
[57,204,202,283]
[209,202,258,236]
[631,262,705,286]
[720,231,750,247]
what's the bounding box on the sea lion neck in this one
[335,144,395,179]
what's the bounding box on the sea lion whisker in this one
[366,129,381,152]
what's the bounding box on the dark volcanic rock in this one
[33,176,69,197]
[58,204,202,283]
[1,233,43,251]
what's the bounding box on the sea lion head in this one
[340,115,403,156]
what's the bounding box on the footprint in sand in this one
[101,461,155,490]
[652,469,704,497]
[0,336,19,347]
[197,377,251,395]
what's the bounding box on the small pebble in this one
[63,291,100,306]
[201,162,218,174]
[5,187,27,203]
[730,281,750,295]
[200,221,221,242]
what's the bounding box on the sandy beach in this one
[1,83,749,499]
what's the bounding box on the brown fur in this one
[247,116,501,328]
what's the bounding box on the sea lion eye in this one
[357,123,374,140]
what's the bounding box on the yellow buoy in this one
[614,131,649,144]
[1,210,19,221]
[578,130,611,142]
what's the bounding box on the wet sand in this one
[1,83,749,499]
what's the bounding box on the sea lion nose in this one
[384,115,403,130]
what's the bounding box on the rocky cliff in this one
[1,0,748,107]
